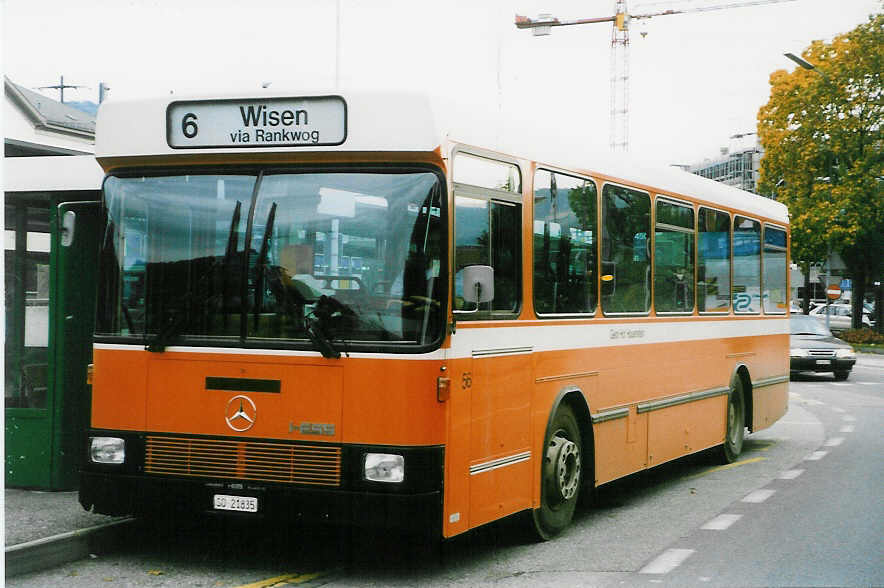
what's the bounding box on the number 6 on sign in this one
[181,113,198,138]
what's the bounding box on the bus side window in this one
[698,207,731,313]
[533,169,597,316]
[733,216,761,314]
[762,225,787,314]
[453,196,521,316]
[654,199,694,313]
[452,152,522,319]
[601,184,651,314]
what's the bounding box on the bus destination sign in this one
[167,96,347,149]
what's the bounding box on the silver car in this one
[808,304,872,333]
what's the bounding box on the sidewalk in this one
[4,488,131,577]
[4,488,123,547]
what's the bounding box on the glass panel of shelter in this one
[5,203,51,409]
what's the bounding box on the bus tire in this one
[530,403,583,540]
[719,377,745,464]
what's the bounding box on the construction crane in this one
[515,0,798,151]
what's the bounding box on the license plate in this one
[816,359,832,365]
[213,494,258,513]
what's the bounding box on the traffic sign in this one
[826,283,842,300]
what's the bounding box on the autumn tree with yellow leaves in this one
[758,13,883,329]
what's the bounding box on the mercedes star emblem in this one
[225,395,257,432]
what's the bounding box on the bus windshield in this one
[96,169,446,352]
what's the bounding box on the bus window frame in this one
[697,205,732,315]
[761,222,788,315]
[451,147,523,321]
[532,166,599,319]
[653,195,696,316]
[600,181,652,317]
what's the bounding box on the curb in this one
[4,517,134,578]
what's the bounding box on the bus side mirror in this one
[61,210,76,247]
[461,265,494,313]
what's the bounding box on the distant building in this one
[688,141,769,198]
[4,76,96,156]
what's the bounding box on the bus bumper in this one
[79,471,441,533]
[79,434,444,535]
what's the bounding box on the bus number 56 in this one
[181,113,198,139]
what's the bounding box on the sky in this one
[1,0,880,167]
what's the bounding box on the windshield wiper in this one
[146,310,190,352]
[305,315,341,359]
[304,295,357,359]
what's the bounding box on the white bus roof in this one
[96,89,788,225]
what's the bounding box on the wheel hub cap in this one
[545,434,581,503]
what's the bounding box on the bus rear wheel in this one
[719,377,745,464]
[530,403,583,540]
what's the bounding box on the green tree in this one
[757,13,883,329]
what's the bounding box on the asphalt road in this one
[9,354,883,587]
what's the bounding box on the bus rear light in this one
[90,437,125,464]
[364,453,404,483]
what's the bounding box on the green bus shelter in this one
[5,155,103,489]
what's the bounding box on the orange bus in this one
[80,90,790,541]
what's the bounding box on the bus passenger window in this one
[654,199,694,313]
[533,170,597,315]
[602,184,651,314]
[733,216,761,314]
[454,196,521,316]
[698,207,731,313]
[763,226,787,314]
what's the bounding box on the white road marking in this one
[824,437,845,447]
[778,469,804,480]
[803,399,825,406]
[701,514,742,530]
[639,549,696,574]
[840,425,855,433]
[859,382,880,385]
[806,450,828,461]
[831,407,846,413]
[843,415,857,422]
[742,489,776,503]
[832,383,850,387]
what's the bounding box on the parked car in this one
[808,303,873,333]
[790,314,856,380]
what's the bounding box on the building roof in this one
[4,76,95,137]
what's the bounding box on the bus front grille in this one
[144,435,342,487]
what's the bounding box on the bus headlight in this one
[364,453,404,483]
[835,348,856,359]
[90,437,125,464]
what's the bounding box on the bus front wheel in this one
[530,403,583,540]
[719,377,745,464]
